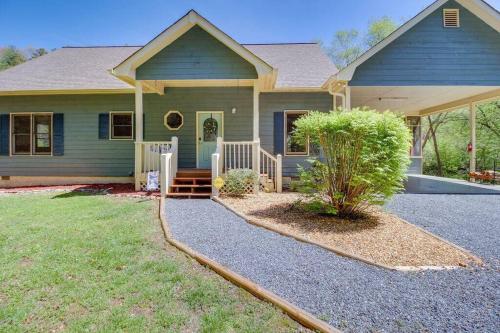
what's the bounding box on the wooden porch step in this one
[166,192,211,198]
[171,184,211,188]
[174,177,211,183]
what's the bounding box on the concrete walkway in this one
[164,195,499,333]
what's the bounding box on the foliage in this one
[223,168,259,197]
[0,46,26,71]
[366,16,398,47]
[0,46,49,71]
[326,30,363,70]
[423,100,500,179]
[0,193,299,332]
[293,109,411,217]
[323,17,398,69]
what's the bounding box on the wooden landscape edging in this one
[159,197,340,333]
[213,197,480,272]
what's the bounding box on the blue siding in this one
[0,94,135,177]
[144,87,254,168]
[259,92,333,176]
[136,25,257,80]
[350,0,500,86]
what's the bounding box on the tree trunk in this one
[427,116,443,176]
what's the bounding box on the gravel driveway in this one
[164,195,500,333]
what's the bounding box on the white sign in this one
[146,171,159,191]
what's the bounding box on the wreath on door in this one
[203,116,218,142]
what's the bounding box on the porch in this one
[134,138,283,198]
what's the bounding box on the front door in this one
[196,111,223,168]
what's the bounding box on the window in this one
[110,112,133,139]
[406,116,422,157]
[11,113,52,155]
[284,111,308,156]
[164,111,183,130]
[443,9,459,28]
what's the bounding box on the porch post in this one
[345,85,351,110]
[134,81,144,191]
[469,102,476,179]
[253,80,260,140]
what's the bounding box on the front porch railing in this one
[135,138,178,191]
[211,138,282,196]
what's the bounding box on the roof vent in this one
[443,9,460,28]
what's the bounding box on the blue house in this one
[0,0,498,197]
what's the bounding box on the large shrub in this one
[293,108,411,217]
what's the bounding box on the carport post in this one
[469,102,476,179]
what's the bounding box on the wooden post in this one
[171,136,178,177]
[211,153,220,197]
[161,153,167,197]
[253,81,260,140]
[469,102,476,180]
[345,85,351,111]
[276,154,283,193]
[134,143,142,191]
[134,81,143,191]
[252,139,260,193]
[216,137,223,175]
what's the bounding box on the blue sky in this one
[0,0,498,50]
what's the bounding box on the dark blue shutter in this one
[98,113,109,139]
[0,114,9,156]
[53,113,64,156]
[273,112,284,155]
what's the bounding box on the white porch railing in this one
[135,137,178,191]
[211,138,282,196]
[260,147,282,193]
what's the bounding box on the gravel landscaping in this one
[219,192,476,268]
[165,194,500,332]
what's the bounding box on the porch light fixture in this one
[164,111,184,130]
[231,107,237,114]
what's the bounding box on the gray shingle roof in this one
[0,43,337,93]
[245,43,338,89]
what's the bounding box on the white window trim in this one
[109,111,134,140]
[443,8,460,28]
[284,110,309,157]
[9,112,53,157]
[164,110,184,131]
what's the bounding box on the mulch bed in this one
[220,192,479,268]
[0,183,160,198]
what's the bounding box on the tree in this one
[366,16,398,47]
[327,30,363,70]
[323,17,398,69]
[0,46,26,71]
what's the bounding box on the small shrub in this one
[223,169,259,197]
[293,108,411,217]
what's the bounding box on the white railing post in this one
[134,143,142,191]
[171,136,178,178]
[276,154,283,193]
[211,153,220,197]
[252,139,260,193]
[161,153,167,197]
[216,137,223,175]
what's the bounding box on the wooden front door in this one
[196,111,223,168]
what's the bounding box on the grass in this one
[0,192,305,332]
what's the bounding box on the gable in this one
[136,25,258,80]
[350,0,500,86]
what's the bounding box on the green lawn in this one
[0,192,304,332]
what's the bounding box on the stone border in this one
[214,197,480,271]
[159,197,340,333]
